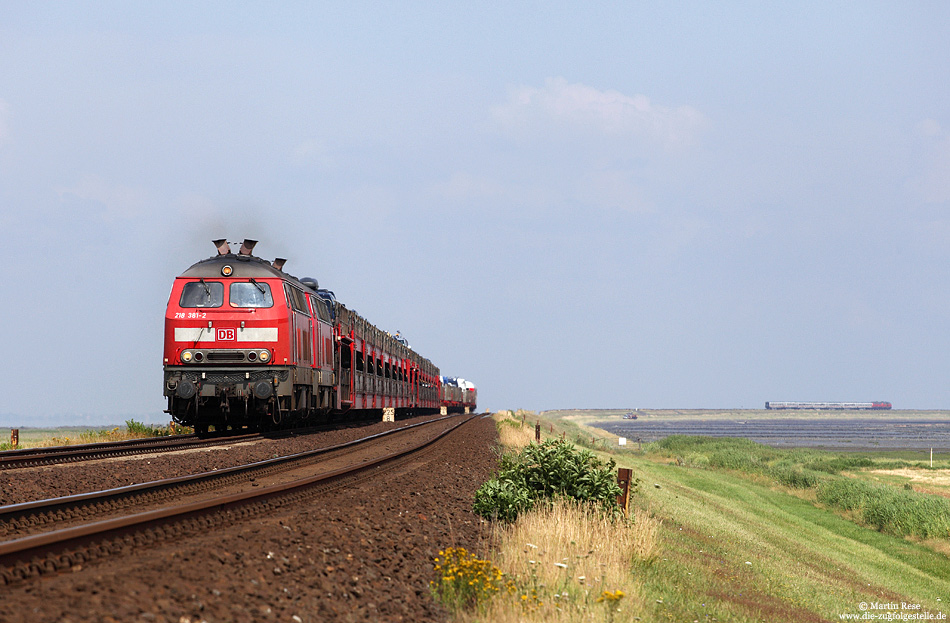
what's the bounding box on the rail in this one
[0,432,259,470]
[0,413,477,585]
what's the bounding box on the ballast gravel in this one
[1,415,498,623]
[0,414,466,506]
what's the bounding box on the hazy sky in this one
[1,2,948,424]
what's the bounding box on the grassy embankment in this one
[443,410,950,622]
[434,412,661,622]
[0,420,192,450]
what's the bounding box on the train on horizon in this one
[765,401,892,410]
[162,239,476,433]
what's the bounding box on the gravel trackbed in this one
[1,415,498,623]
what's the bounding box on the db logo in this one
[216,327,236,341]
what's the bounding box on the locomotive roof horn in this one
[272,258,287,271]
[213,239,231,255]
[239,239,258,256]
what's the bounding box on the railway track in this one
[0,432,261,470]
[0,412,400,470]
[0,412,477,586]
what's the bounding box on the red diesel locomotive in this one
[163,239,476,432]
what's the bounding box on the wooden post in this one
[535,422,541,443]
[11,429,18,449]
[617,468,632,516]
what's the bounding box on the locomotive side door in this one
[309,294,334,379]
[284,283,313,377]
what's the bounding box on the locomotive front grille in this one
[207,351,246,362]
[165,369,290,385]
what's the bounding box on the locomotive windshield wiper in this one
[198,279,211,298]
[249,278,265,294]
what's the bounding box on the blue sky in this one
[1,2,948,424]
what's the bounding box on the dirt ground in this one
[1,414,498,623]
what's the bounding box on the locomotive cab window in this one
[283,284,311,316]
[309,295,331,322]
[179,281,224,308]
[230,281,274,308]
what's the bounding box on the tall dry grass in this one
[444,411,659,621]
[493,411,537,449]
[456,500,660,622]
[25,421,192,449]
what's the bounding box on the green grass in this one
[502,415,950,622]
[633,458,950,621]
[646,435,950,540]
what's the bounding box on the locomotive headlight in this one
[221,264,233,276]
[181,351,193,363]
[259,349,271,363]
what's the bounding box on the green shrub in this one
[708,448,764,472]
[473,439,625,522]
[862,486,950,538]
[683,452,710,468]
[816,477,950,538]
[816,478,873,511]
[472,479,533,523]
[769,464,823,489]
[804,456,874,474]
